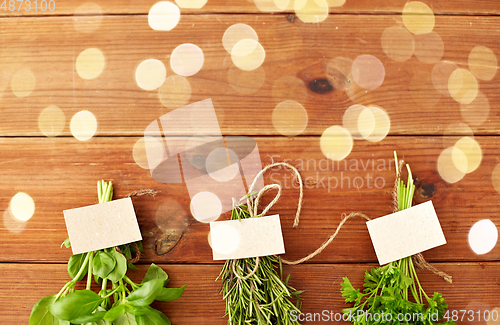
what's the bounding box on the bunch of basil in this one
[29,181,186,325]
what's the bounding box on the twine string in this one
[232,161,452,283]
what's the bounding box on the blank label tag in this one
[366,201,446,265]
[210,214,285,260]
[63,198,143,255]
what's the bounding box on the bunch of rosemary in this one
[217,201,303,325]
[340,154,455,325]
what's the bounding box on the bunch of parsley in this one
[340,155,455,325]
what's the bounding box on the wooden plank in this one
[1,136,499,263]
[0,14,498,136]
[0,0,498,16]
[2,262,499,324]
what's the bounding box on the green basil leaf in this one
[113,312,137,325]
[103,305,126,322]
[155,285,186,302]
[94,274,103,285]
[136,241,143,253]
[82,320,110,325]
[28,295,59,325]
[68,253,87,281]
[81,307,111,325]
[141,264,168,284]
[49,290,103,321]
[93,251,116,279]
[135,309,170,325]
[71,311,106,324]
[127,279,164,307]
[106,249,127,283]
[121,245,132,259]
[155,309,171,325]
[125,304,152,316]
[61,237,71,248]
[127,262,140,271]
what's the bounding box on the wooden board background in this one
[0,1,499,324]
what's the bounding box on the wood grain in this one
[0,14,498,136]
[0,0,498,16]
[1,136,498,263]
[3,262,498,325]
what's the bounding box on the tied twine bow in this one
[231,161,452,284]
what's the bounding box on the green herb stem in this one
[123,275,140,290]
[86,252,94,290]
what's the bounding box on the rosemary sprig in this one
[217,202,303,325]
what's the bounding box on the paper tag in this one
[63,198,143,255]
[210,214,285,260]
[366,201,446,265]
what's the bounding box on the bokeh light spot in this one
[448,68,478,105]
[222,24,258,54]
[206,148,240,182]
[326,57,353,90]
[170,43,204,77]
[343,104,367,140]
[10,192,35,221]
[143,136,165,170]
[70,110,97,141]
[3,209,27,233]
[491,163,500,195]
[148,1,181,31]
[320,126,353,161]
[357,107,376,139]
[190,191,222,223]
[468,219,498,255]
[133,137,167,170]
[11,68,36,98]
[231,39,266,71]
[135,59,167,91]
[38,105,66,137]
[175,0,207,8]
[451,145,468,174]
[402,1,435,35]
[432,60,458,96]
[76,48,105,80]
[468,45,498,81]
[158,75,192,109]
[414,32,444,64]
[272,100,308,136]
[254,0,286,12]
[381,26,414,62]
[460,92,489,127]
[351,55,385,90]
[437,147,466,183]
[294,0,329,23]
[453,136,482,174]
[327,0,345,7]
[364,105,391,143]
